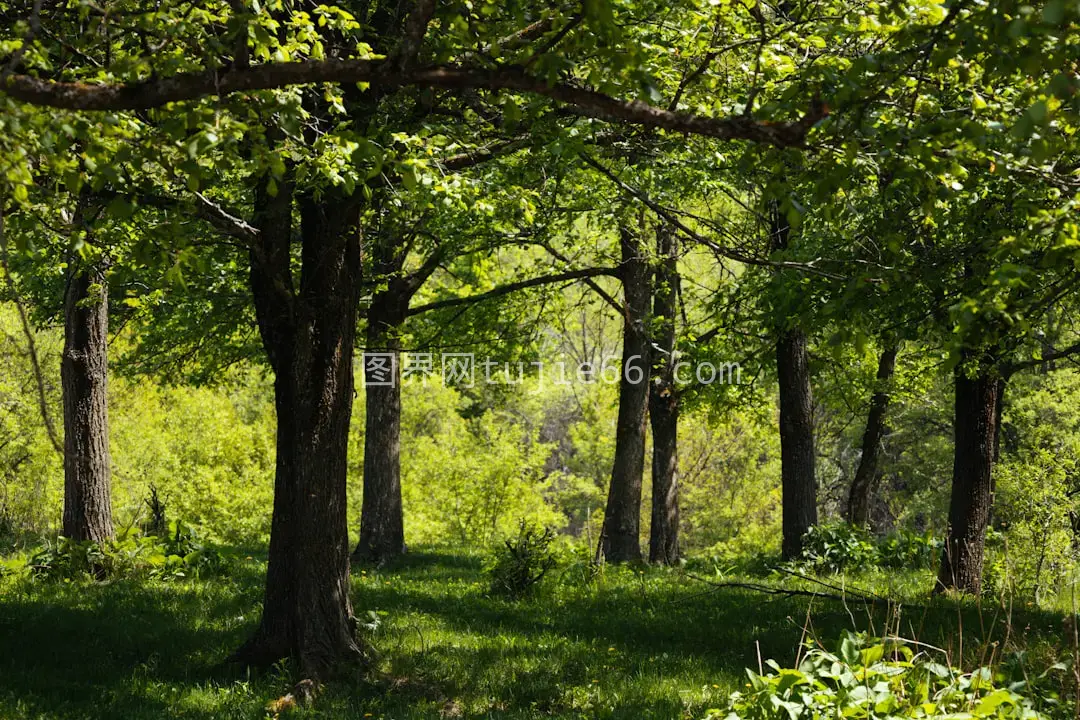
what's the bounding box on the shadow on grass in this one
[0,563,266,719]
[357,550,1072,687]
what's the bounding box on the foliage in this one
[799,522,881,572]
[681,409,783,560]
[986,370,1080,603]
[704,632,1051,720]
[800,522,942,573]
[486,521,559,601]
[18,524,224,583]
[876,529,942,571]
[397,379,567,546]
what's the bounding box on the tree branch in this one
[1003,339,1080,377]
[539,241,623,313]
[129,191,260,243]
[1,61,816,146]
[408,266,618,315]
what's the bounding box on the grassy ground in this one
[0,546,1073,719]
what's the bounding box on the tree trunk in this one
[846,343,898,528]
[937,360,999,594]
[234,179,366,676]
[600,227,651,563]
[770,202,816,560]
[649,228,679,565]
[354,288,407,564]
[777,327,817,559]
[61,260,114,543]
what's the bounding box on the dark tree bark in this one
[600,227,652,563]
[845,343,899,528]
[233,177,366,676]
[937,358,999,594]
[777,327,817,559]
[60,260,114,543]
[770,203,817,560]
[354,284,408,564]
[649,228,679,565]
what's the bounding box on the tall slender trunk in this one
[61,259,114,543]
[354,287,407,564]
[600,227,651,563]
[770,203,817,560]
[649,228,679,565]
[234,179,366,676]
[846,343,898,528]
[937,358,999,594]
[777,328,817,559]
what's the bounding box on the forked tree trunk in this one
[600,227,651,563]
[354,289,407,564]
[61,260,114,542]
[777,327,817,559]
[846,343,898,528]
[234,180,366,676]
[937,360,999,594]
[649,228,679,565]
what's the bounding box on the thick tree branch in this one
[1,61,817,146]
[1003,339,1080,377]
[439,137,531,172]
[408,267,618,315]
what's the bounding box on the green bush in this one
[877,528,942,570]
[487,521,559,600]
[799,523,943,573]
[704,632,1050,720]
[800,522,880,572]
[22,523,224,582]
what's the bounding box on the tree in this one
[769,205,817,559]
[599,223,652,562]
[60,231,114,543]
[845,342,899,528]
[7,0,1075,673]
[648,225,680,564]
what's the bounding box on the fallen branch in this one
[683,572,894,607]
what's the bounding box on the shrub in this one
[877,528,942,569]
[799,522,879,572]
[23,523,224,582]
[799,522,943,573]
[704,632,1050,720]
[487,521,558,600]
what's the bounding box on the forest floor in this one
[0,546,1072,719]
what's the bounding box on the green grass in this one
[0,546,1073,719]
